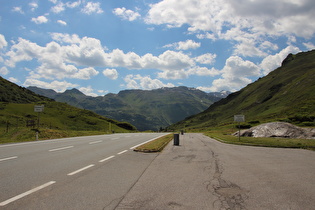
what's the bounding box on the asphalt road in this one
[0,133,168,209]
[116,133,315,210]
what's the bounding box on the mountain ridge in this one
[28,86,229,131]
[169,50,315,131]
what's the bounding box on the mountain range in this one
[27,86,229,131]
[169,50,315,131]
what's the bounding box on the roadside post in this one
[34,105,44,129]
[173,133,180,146]
[234,115,245,141]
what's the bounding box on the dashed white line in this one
[0,156,18,162]
[49,146,74,152]
[99,155,115,163]
[89,140,102,145]
[117,150,128,155]
[0,181,56,206]
[67,164,94,176]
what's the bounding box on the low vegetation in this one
[134,134,173,152]
[204,127,315,151]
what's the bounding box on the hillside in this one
[169,50,315,131]
[28,86,226,131]
[0,76,52,103]
[0,77,136,143]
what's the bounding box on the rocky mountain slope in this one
[169,50,315,131]
[28,86,227,131]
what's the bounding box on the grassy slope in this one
[169,50,315,131]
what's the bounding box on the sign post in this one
[34,105,44,129]
[234,115,245,141]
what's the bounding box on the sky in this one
[0,0,315,96]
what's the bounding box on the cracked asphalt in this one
[116,133,315,210]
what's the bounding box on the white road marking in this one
[99,155,115,163]
[49,146,74,152]
[130,135,167,150]
[111,137,119,140]
[67,164,94,176]
[117,150,128,155]
[0,181,56,206]
[89,140,102,145]
[0,156,18,162]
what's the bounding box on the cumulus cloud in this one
[0,66,9,75]
[51,2,65,13]
[164,40,200,50]
[12,7,24,14]
[79,86,98,96]
[29,2,38,11]
[113,7,141,21]
[124,74,174,90]
[0,34,7,49]
[260,45,300,75]
[5,33,224,82]
[194,53,216,64]
[81,2,103,14]
[103,68,118,80]
[206,56,260,92]
[57,20,67,26]
[31,16,48,24]
[23,78,78,92]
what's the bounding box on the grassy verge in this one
[134,134,173,153]
[204,130,315,151]
[0,128,108,144]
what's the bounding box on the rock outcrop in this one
[235,122,315,139]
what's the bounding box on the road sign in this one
[34,105,44,112]
[234,115,245,122]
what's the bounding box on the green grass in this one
[0,127,108,144]
[204,129,315,151]
[134,134,173,152]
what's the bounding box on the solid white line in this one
[111,137,119,140]
[130,135,168,150]
[0,156,18,162]
[89,140,102,144]
[99,155,115,163]
[117,150,128,155]
[0,181,56,206]
[49,146,74,152]
[67,164,94,176]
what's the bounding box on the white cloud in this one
[124,74,174,90]
[164,40,200,50]
[23,78,78,92]
[0,34,8,49]
[303,42,315,50]
[260,45,300,75]
[207,56,260,92]
[79,86,98,96]
[81,2,103,15]
[66,0,81,8]
[29,2,38,11]
[5,34,222,82]
[12,7,24,14]
[194,53,216,64]
[8,77,20,83]
[113,7,140,21]
[51,3,65,13]
[31,16,48,24]
[0,66,9,75]
[57,20,67,26]
[145,0,315,57]
[103,68,118,80]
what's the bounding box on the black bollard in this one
[173,133,179,146]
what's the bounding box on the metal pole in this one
[238,122,240,141]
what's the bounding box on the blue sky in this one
[0,0,314,96]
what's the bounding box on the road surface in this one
[0,133,168,209]
[117,133,315,210]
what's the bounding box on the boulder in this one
[234,122,315,139]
